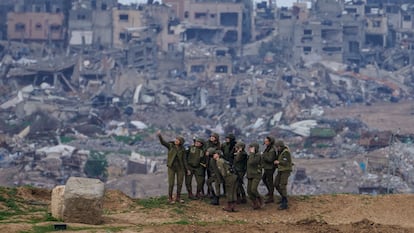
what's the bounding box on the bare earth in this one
[2,188,414,233]
[323,101,414,134]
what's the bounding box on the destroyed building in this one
[68,0,117,48]
[6,0,68,43]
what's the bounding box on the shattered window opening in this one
[77,14,86,20]
[119,14,129,21]
[184,11,189,18]
[304,29,312,35]
[215,65,228,73]
[191,65,205,73]
[220,12,238,27]
[15,23,26,32]
[372,21,381,28]
[403,15,411,21]
[50,24,61,32]
[35,23,42,30]
[195,12,207,19]
[303,46,312,53]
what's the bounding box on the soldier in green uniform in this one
[157,130,186,204]
[273,140,293,210]
[246,143,263,210]
[213,150,238,212]
[233,142,247,204]
[221,133,236,164]
[205,133,223,205]
[185,138,206,200]
[261,136,277,203]
[206,147,222,205]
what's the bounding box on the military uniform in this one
[274,140,293,210]
[246,143,263,209]
[215,152,238,212]
[158,134,186,204]
[185,139,206,199]
[233,142,247,203]
[205,133,223,204]
[261,136,277,203]
[221,133,236,164]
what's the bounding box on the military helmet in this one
[275,140,285,147]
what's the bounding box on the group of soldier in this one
[157,130,293,212]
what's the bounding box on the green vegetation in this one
[113,134,142,145]
[83,151,108,181]
[59,136,75,144]
[137,196,169,209]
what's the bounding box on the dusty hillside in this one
[1,187,414,233]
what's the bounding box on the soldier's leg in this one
[195,169,205,197]
[278,171,291,198]
[185,171,193,194]
[274,171,282,196]
[167,167,175,203]
[278,171,291,210]
[214,178,221,197]
[176,168,185,202]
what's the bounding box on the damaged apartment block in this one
[164,0,250,54]
[184,44,233,78]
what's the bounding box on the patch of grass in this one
[60,136,75,143]
[296,195,312,202]
[137,196,168,209]
[172,207,185,215]
[174,219,190,225]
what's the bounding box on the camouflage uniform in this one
[158,134,186,203]
[261,136,277,203]
[215,151,238,212]
[246,143,263,209]
[185,138,206,199]
[274,140,293,210]
[233,142,247,203]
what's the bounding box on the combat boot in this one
[188,191,196,200]
[251,199,260,210]
[210,195,219,205]
[168,195,175,204]
[278,197,288,210]
[257,196,264,208]
[265,195,274,204]
[176,193,185,204]
[222,202,233,212]
[231,201,238,212]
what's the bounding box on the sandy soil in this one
[323,101,414,134]
[2,187,414,233]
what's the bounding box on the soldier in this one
[206,132,221,150]
[213,150,238,212]
[157,130,186,204]
[273,140,293,210]
[261,136,277,203]
[206,147,222,205]
[246,142,263,210]
[233,142,247,204]
[185,138,206,200]
[221,133,237,165]
[205,132,223,204]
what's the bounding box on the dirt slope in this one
[2,187,414,233]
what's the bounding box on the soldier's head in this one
[225,133,236,143]
[264,136,275,146]
[275,140,285,151]
[210,132,219,143]
[235,141,245,151]
[195,138,204,147]
[175,136,185,146]
[248,142,260,154]
[213,150,223,160]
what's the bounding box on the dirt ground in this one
[2,187,414,233]
[323,100,414,134]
